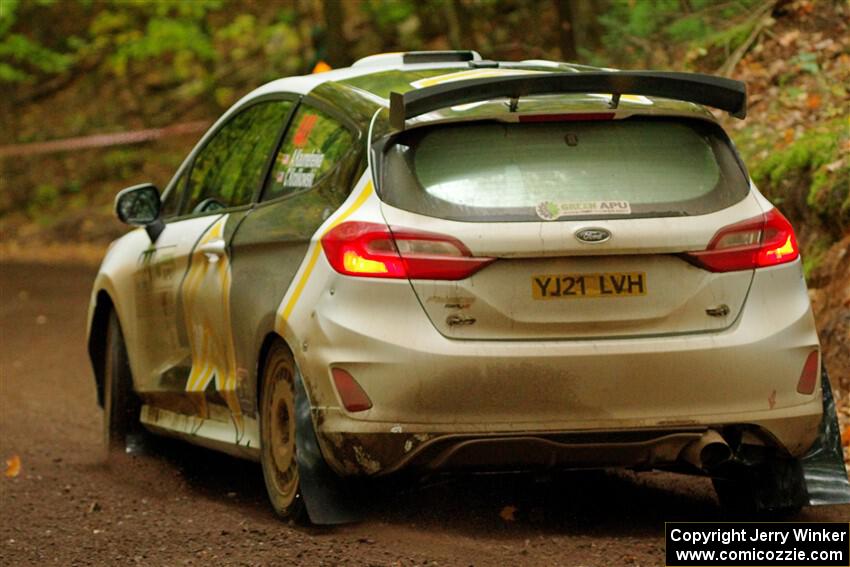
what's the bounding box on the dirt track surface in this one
[1,262,848,566]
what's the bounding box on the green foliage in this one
[27,183,60,218]
[103,149,144,178]
[666,15,710,43]
[360,0,416,30]
[596,0,763,67]
[108,17,215,77]
[747,117,850,234]
[0,0,74,83]
[791,52,820,74]
[0,0,21,37]
[802,234,833,279]
[1,0,846,255]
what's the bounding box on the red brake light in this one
[685,208,799,272]
[321,221,494,280]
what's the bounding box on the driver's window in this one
[183,100,293,215]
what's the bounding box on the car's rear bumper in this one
[299,260,822,476]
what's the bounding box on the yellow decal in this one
[278,180,374,324]
[182,217,242,425]
[410,68,543,89]
[588,93,653,105]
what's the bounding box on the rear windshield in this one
[378,117,749,222]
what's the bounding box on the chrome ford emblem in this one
[575,227,611,244]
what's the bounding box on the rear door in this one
[227,100,364,418]
[377,116,759,340]
[177,98,295,423]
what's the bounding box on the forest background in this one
[0,0,848,447]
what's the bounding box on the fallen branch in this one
[718,0,778,77]
[0,120,210,158]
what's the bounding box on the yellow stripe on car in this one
[182,216,243,426]
[279,180,374,323]
[410,68,542,89]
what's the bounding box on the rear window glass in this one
[379,118,749,222]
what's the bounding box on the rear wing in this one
[389,71,746,130]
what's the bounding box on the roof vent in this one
[352,51,482,68]
[402,50,481,64]
[469,59,499,68]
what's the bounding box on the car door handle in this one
[199,239,226,261]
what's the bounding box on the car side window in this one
[262,105,355,202]
[184,100,293,215]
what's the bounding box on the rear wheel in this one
[712,463,804,518]
[103,310,142,454]
[712,475,759,516]
[259,340,306,521]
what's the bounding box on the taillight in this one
[684,208,799,272]
[321,221,494,280]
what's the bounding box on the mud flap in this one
[800,370,850,506]
[294,370,363,525]
[715,369,849,512]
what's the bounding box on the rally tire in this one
[712,474,802,518]
[103,309,142,455]
[259,340,307,522]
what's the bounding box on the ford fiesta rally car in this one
[87,50,850,523]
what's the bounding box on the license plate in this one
[531,272,647,299]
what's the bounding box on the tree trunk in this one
[323,0,348,68]
[445,0,470,50]
[553,0,577,61]
[572,0,604,54]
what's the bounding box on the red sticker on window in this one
[292,114,319,148]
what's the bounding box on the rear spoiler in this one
[389,71,746,130]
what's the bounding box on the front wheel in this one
[259,340,306,521]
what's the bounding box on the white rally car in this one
[87,51,849,523]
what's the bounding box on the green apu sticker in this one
[535,200,631,220]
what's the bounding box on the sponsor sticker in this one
[283,170,315,188]
[291,149,324,169]
[535,200,631,220]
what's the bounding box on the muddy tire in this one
[103,309,142,454]
[713,469,803,518]
[712,476,759,516]
[259,340,306,521]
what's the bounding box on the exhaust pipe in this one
[680,430,732,471]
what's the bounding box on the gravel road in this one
[1,262,847,566]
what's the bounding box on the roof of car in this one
[230,53,718,134]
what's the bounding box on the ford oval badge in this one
[575,227,611,244]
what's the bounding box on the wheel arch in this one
[88,289,115,408]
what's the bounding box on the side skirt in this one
[140,404,261,462]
